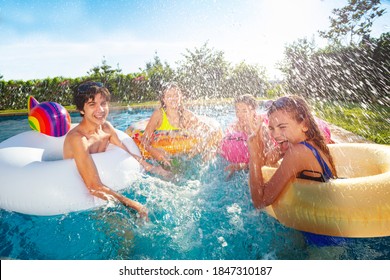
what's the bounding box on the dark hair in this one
[234,94,258,110]
[267,95,337,177]
[159,82,182,110]
[74,82,110,116]
[158,82,187,128]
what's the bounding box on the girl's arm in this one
[140,109,172,166]
[225,163,248,180]
[183,110,221,160]
[141,109,162,147]
[247,126,302,208]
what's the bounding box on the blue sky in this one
[1,0,389,80]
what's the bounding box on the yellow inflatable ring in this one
[263,143,390,238]
[126,117,222,159]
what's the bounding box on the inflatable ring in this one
[0,129,142,216]
[263,143,390,238]
[126,116,222,159]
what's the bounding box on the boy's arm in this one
[68,132,148,219]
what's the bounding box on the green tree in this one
[318,0,386,47]
[143,52,175,97]
[87,57,123,101]
[226,62,268,99]
[277,38,318,96]
[176,43,230,99]
[87,57,122,83]
[372,32,390,68]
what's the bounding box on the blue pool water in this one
[1,105,390,260]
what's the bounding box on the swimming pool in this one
[1,105,389,260]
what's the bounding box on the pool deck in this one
[328,123,373,144]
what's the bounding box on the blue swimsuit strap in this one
[299,141,333,180]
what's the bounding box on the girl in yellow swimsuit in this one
[141,82,219,166]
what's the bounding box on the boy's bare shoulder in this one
[101,121,116,134]
[64,125,84,142]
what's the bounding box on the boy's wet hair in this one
[74,82,110,115]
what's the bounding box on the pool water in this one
[1,105,390,260]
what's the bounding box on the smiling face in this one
[235,102,256,124]
[268,109,308,145]
[162,87,182,110]
[82,93,109,126]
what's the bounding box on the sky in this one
[1,0,389,81]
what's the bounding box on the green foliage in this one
[175,42,268,100]
[144,53,175,98]
[279,32,390,105]
[176,43,230,99]
[226,62,269,98]
[0,43,270,109]
[87,57,122,83]
[315,101,389,144]
[0,78,74,110]
[318,0,385,47]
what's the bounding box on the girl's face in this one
[235,102,256,124]
[268,109,308,145]
[82,93,109,126]
[163,87,182,109]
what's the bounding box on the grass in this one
[314,102,389,145]
[1,99,388,145]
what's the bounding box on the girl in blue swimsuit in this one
[248,95,343,246]
[247,95,337,209]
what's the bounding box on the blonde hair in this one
[267,95,337,177]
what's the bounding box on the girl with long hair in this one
[248,95,337,208]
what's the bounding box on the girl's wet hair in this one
[267,95,337,177]
[234,94,258,110]
[74,82,110,115]
[158,82,187,128]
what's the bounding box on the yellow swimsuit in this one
[157,108,180,131]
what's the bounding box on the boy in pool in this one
[63,81,171,220]
[247,95,337,208]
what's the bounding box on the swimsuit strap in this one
[223,131,248,141]
[299,141,333,180]
[157,108,180,131]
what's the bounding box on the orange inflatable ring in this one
[263,143,390,238]
[126,117,222,159]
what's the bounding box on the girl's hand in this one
[247,124,265,155]
[149,148,172,167]
[140,134,151,147]
[224,163,247,180]
[137,206,149,221]
[149,165,174,180]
